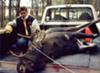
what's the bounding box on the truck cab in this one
[40,4,100,35]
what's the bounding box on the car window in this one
[45,7,94,22]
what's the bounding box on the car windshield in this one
[45,7,94,22]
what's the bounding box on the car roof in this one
[45,4,94,9]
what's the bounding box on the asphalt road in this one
[0,70,17,73]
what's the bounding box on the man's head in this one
[19,7,28,19]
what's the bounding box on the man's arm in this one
[4,20,16,33]
[4,24,13,33]
[0,24,13,34]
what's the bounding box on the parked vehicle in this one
[40,4,100,41]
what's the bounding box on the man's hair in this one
[19,6,28,12]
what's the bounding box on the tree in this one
[41,0,45,15]
[0,0,5,27]
[16,0,20,16]
[34,0,39,19]
[30,0,34,15]
[46,0,52,6]
[9,0,12,21]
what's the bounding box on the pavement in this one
[56,36,100,70]
[0,36,100,73]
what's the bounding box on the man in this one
[1,6,40,53]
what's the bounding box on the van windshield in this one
[45,7,94,22]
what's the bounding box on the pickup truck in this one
[40,4,100,36]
